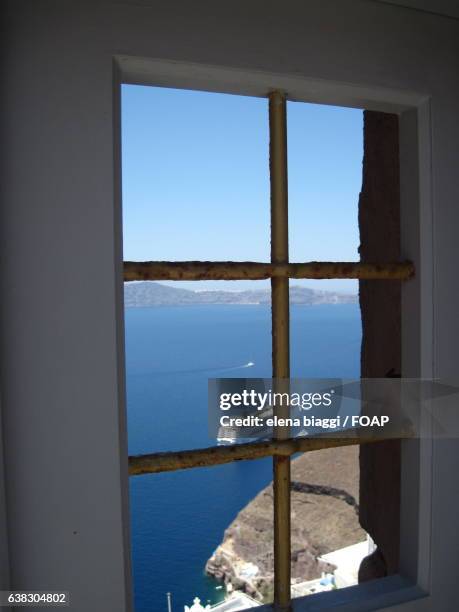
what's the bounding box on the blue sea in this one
[125,304,361,612]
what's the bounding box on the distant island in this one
[124,281,358,307]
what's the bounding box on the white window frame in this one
[114,56,434,611]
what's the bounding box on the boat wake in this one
[144,361,255,377]
[220,361,255,372]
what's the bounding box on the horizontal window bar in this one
[124,260,414,281]
[128,432,412,476]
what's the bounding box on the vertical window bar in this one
[269,91,291,610]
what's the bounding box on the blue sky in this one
[121,85,363,292]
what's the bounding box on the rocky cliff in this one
[205,446,366,602]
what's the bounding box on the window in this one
[125,90,413,611]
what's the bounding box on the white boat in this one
[216,437,236,445]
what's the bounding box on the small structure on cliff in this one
[184,592,259,611]
[184,597,210,612]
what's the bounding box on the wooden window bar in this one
[128,432,413,477]
[124,260,414,282]
[269,91,291,609]
[124,92,414,611]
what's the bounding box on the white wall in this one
[1,1,459,610]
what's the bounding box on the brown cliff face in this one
[206,446,366,602]
[358,110,401,579]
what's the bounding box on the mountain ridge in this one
[124,281,357,307]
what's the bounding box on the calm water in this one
[126,304,361,612]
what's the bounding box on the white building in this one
[184,593,260,612]
[318,538,375,589]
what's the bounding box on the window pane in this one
[290,280,361,378]
[129,461,274,611]
[124,280,271,454]
[122,85,270,263]
[287,101,363,266]
[290,447,369,599]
